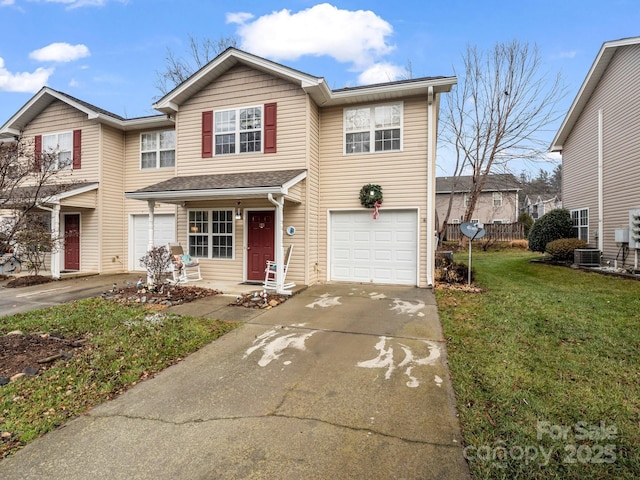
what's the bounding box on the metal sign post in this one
[460,222,486,285]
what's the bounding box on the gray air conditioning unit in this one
[574,249,601,267]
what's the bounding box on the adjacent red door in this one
[64,214,80,271]
[247,211,274,281]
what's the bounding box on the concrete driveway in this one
[0,283,470,479]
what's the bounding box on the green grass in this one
[0,298,238,458]
[437,250,640,479]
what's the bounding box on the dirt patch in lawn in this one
[3,275,54,288]
[0,333,86,381]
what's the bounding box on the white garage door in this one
[131,214,176,271]
[330,210,418,285]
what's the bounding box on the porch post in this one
[147,200,155,284]
[147,200,155,251]
[50,204,61,279]
[267,194,286,294]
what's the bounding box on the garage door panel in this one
[330,210,417,285]
[132,214,176,271]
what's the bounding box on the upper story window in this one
[463,194,470,207]
[42,132,72,170]
[493,192,503,207]
[141,130,175,169]
[215,106,262,155]
[344,102,402,154]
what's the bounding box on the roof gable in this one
[550,36,640,152]
[0,87,173,139]
[153,47,456,114]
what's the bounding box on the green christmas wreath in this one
[359,184,383,208]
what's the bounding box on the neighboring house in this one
[435,174,522,225]
[0,48,455,288]
[522,194,562,220]
[550,36,640,264]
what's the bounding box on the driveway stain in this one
[305,293,341,309]
[357,336,441,388]
[244,327,316,367]
[389,298,426,317]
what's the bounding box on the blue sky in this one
[1,0,639,174]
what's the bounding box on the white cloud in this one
[35,0,125,8]
[228,3,397,81]
[0,57,53,92]
[358,62,406,85]
[1,0,16,6]
[29,42,90,63]
[226,11,253,24]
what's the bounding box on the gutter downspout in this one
[267,193,287,294]
[426,86,436,286]
[597,109,604,252]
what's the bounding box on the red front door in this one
[247,211,274,281]
[64,214,80,271]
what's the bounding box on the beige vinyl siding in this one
[175,64,309,176]
[124,128,177,192]
[60,190,97,209]
[23,101,100,183]
[306,98,321,286]
[563,44,640,259]
[318,97,430,286]
[98,125,126,273]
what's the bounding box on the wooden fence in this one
[444,222,525,242]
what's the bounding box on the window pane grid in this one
[214,107,263,155]
[141,130,175,168]
[345,103,401,154]
[188,210,233,259]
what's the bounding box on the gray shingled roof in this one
[436,174,521,193]
[129,169,307,194]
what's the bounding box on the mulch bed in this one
[102,284,221,306]
[0,333,86,381]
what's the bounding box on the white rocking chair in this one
[264,245,295,292]
[168,243,202,283]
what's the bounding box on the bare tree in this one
[0,136,72,250]
[155,34,239,95]
[440,40,566,226]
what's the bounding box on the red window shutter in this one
[202,111,213,158]
[72,129,82,169]
[34,135,42,171]
[264,103,277,153]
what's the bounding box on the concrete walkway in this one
[0,283,470,479]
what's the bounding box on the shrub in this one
[518,212,534,237]
[528,209,574,253]
[139,245,173,286]
[435,259,474,284]
[509,239,529,249]
[545,238,589,262]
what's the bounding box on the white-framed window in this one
[42,131,72,170]
[493,219,508,224]
[571,208,589,241]
[471,219,479,224]
[493,192,503,207]
[188,210,234,259]
[450,218,460,224]
[141,130,175,169]
[215,106,262,155]
[463,194,470,207]
[344,102,402,154]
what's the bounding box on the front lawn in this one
[437,250,640,479]
[0,298,237,458]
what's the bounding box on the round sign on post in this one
[459,222,486,285]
